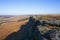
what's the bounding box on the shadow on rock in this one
[4,16,43,40]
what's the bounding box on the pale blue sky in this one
[0,0,60,15]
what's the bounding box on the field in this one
[0,15,60,40]
[0,16,29,40]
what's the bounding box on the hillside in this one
[0,16,29,40]
[0,15,60,40]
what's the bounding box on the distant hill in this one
[0,15,14,18]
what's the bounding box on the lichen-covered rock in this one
[43,30,60,40]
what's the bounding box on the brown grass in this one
[0,20,28,40]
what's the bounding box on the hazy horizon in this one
[0,0,60,15]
